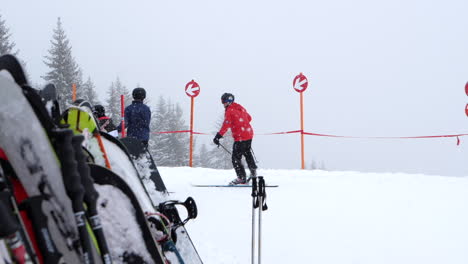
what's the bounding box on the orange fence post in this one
[72,83,76,101]
[121,95,126,138]
[293,73,309,169]
[300,92,305,169]
[184,80,201,167]
[189,97,194,167]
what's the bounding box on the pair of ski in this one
[62,103,202,263]
[0,54,178,263]
[192,179,278,188]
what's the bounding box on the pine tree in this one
[309,160,317,170]
[150,96,171,165]
[0,14,30,80]
[105,80,119,123]
[74,69,84,100]
[165,103,190,166]
[149,96,191,167]
[0,14,18,55]
[195,143,214,168]
[43,17,82,110]
[105,77,130,123]
[81,77,99,106]
[205,114,233,169]
[116,79,131,108]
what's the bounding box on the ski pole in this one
[251,177,259,264]
[218,143,232,155]
[250,147,259,164]
[0,200,33,264]
[54,129,95,264]
[257,176,268,264]
[0,167,38,263]
[72,135,112,264]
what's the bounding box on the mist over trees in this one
[105,77,131,123]
[81,77,99,106]
[1,14,245,170]
[149,96,190,166]
[42,18,81,109]
[0,14,30,80]
[42,17,98,110]
[194,114,233,169]
[1,14,323,170]
[0,14,18,56]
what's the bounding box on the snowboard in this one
[120,137,203,264]
[89,164,166,264]
[120,137,167,192]
[0,55,83,263]
[61,106,112,168]
[63,108,192,263]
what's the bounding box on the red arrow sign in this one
[293,73,308,93]
[185,80,200,97]
[465,82,468,96]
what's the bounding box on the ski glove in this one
[213,133,222,146]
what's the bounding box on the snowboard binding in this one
[158,197,198,228]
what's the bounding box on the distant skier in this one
[118,87,151,148]
[213,93,257,185]
[93,104,118,137]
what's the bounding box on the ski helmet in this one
[221,93,234,104]
[132,87,146,100]
[93,104,105,117]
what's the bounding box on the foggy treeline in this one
[0,15,326,170]
[0,15,238,168]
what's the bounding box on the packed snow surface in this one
[158,167,468,264]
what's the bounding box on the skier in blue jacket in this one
[119,87,151,148]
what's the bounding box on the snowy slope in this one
[157,167,468,264]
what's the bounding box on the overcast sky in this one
[2,0,468,176]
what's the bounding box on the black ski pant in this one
[232,139,257,179]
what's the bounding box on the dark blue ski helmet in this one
[132,87,146,100]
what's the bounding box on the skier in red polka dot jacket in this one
[213,93,258,185]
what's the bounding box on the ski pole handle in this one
[258,177,268,211]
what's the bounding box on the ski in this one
[192,184,279,188]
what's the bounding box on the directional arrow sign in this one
[465,81,468,97]
[293,73,308,93]
[185,80,200,97]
